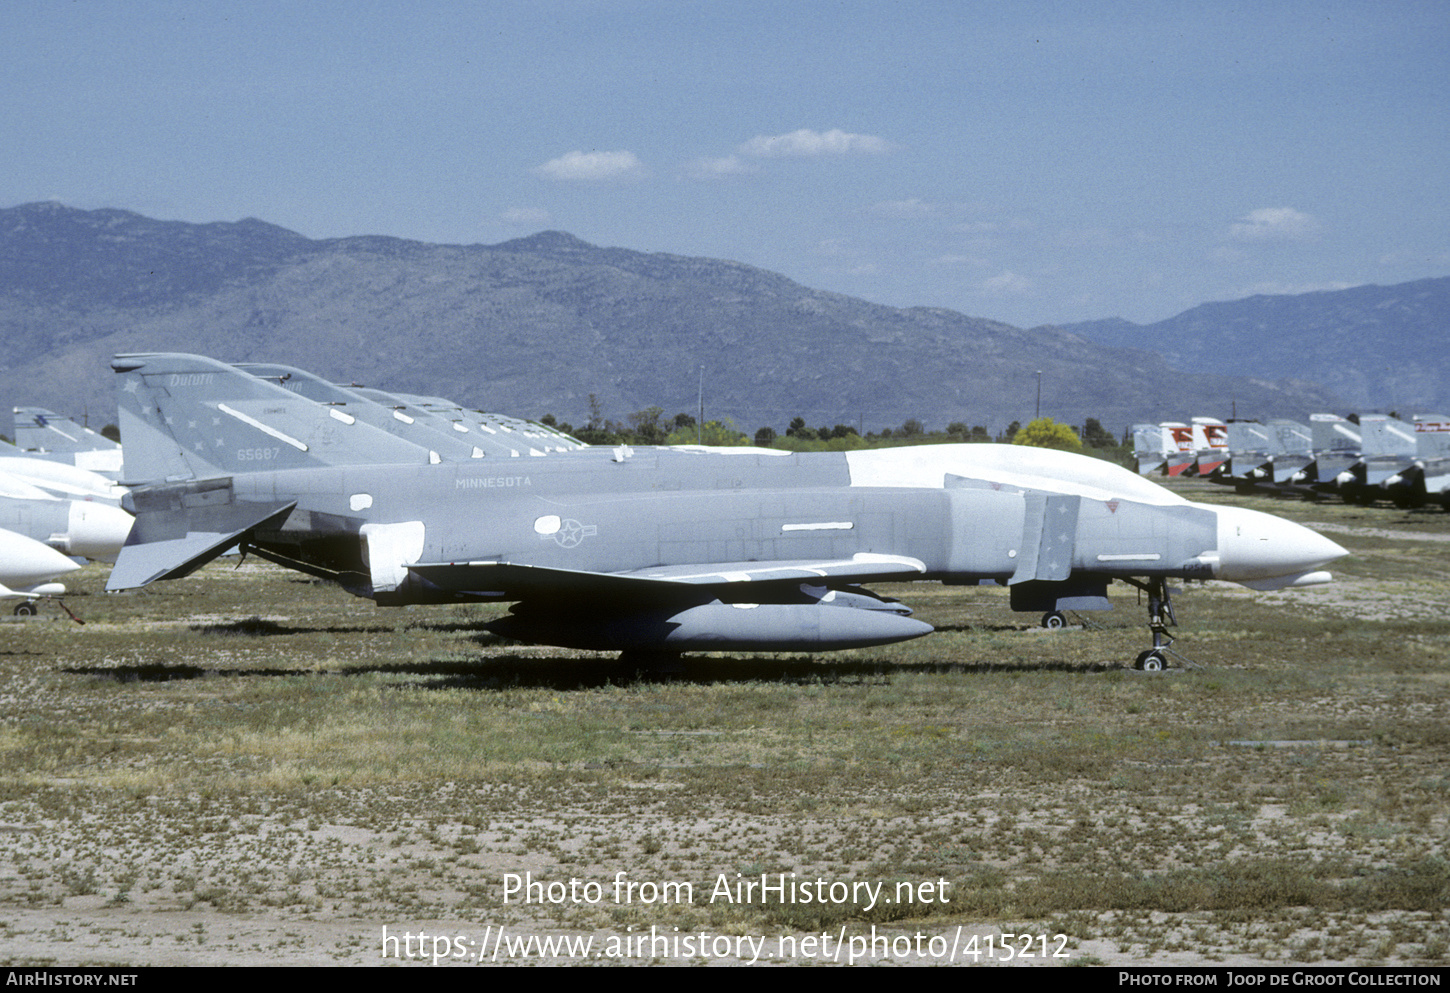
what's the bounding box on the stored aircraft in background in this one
[1383,415,1450,509]
[1265,419,1315,486]
[236,362,495,463]
[389,392,586,453]
[1131,423,1168,476]
[1132,418,1226,479]
[238,363,587,459]
[1222,420,1273,484]
[1212,419,1314,493]
[12,407,125,478]
[1294,413,1424,506]
[1191,417,1229,476]
[0,471,132,561]
[0,525,80,614]
[1347,413,1419,505]
[1133,422,1196,477]
[105,354,1348,670]
[0,451,133,614]
[0,443,128,505]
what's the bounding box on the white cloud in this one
[952,217,1033,236]
[1376,250,1450,267]
[685,155,758,179]
[1054,226,1122,249]
[534,150,646,182]
[814,237,855,258]
[500,206,551,226]
[737,128,891,158]
[1228,207,1319,242]
[931,253,989,268]
[980,271,1033,295]
[1240,280,1356,297]
[811,238,879,275]
[871,198,938,219]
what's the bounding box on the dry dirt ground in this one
[1,485,1447,967]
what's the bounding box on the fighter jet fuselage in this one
[106,353,1347,662]
[112,445,1343,653]
[163,457,1215,584]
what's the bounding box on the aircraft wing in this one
[407,552,927,600]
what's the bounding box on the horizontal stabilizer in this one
[107,498,296,590]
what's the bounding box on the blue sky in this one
[5,0,1447,328]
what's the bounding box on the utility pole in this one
[1035,370,1042,420]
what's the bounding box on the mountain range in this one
[1059,278,1447,414]
[1,202,1435,437]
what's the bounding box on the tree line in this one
[542,397,1129,464]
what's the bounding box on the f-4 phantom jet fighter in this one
[105,354,1347,669]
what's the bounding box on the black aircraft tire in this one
[1135,650,1166,672]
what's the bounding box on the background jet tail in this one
[113,353,439,485]
[1357,413,1418,458]
[12,406,125,476]
[1131,424,1167,475]
[1414,415,1450,459]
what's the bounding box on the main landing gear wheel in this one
[1135,650,1166,671]
[1041,611,1067,630]
[13,601,37,617]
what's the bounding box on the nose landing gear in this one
[1123,577,1196,671]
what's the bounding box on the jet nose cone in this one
[1214,506,1348,582]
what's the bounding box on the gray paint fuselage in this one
[231,451,1031,589]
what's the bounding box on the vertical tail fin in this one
[113,353,439,484]
[1356,413,1418,458]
